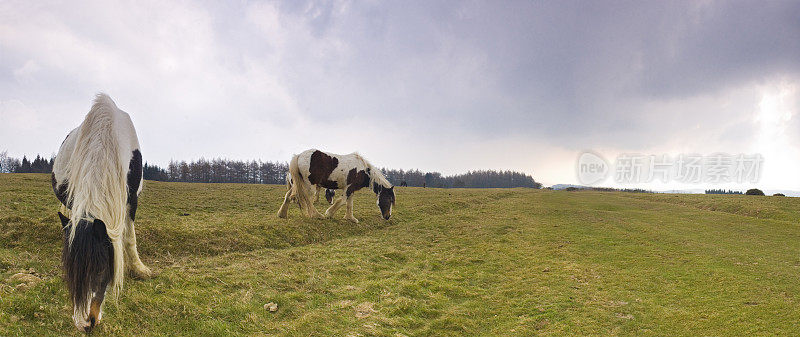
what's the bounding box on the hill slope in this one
[1,174,800,336]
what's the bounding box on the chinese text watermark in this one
[577,152,763,185]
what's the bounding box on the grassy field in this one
[1,173,800,336]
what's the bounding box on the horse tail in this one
[65,93,127,299]
[288,154,314,216]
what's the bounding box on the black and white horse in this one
[51,94,151,332]
[278,149,395,222]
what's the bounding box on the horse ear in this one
[92,219,108,239]
[58,212,69,228]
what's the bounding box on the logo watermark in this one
[577,152,763,185]
[576,152,610,185]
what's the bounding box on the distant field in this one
[1,173,800,336]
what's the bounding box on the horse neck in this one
[366,164,391,193]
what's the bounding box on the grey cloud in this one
[0,0,798,186]
[249,1,799,149]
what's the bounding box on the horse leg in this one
[324,194,346,218]
[124,217,152,279]
[60,204,71,218]
[315,186,322,204]
[277,188,293,218]
[300,183,324,218]
[344,194,359,223]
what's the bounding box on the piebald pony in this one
[52,94,151,332]
[278,149,395,222]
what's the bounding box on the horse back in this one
[51,96,143,217]
[297,149,370,194]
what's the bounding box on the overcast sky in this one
[1,1,799,190]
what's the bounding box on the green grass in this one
[1,173,800,336]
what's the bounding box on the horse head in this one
[325,189,336,204]
[374,184,395,220]
[59,212,114,333]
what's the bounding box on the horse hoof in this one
[346,217,359,223]
[132,266,152,279]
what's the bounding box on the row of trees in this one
[0,152,54,173]
[383,168,541,188]
[706,188,782,196]
[0,152,542,189]
[583,187,652,193]
[555,186,653,193]
[705,189,743,195]
[145,159,289,184]
[149,159,542,188]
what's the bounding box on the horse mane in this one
[353,153,392,192]
[64,93,127,299]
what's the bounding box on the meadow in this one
[1,173,799,336]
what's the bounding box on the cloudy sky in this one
[1,0,799,190]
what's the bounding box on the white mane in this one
[64,93,128,298]
[353,153,392,191]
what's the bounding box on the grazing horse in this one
[51,94,151,332]
[324,188,336,204]
[285,172,336,204]
[277,149,395,222]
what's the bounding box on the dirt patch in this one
[336,300,355,308]
[354,302,376,319]
[8,272,42,290]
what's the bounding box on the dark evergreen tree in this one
[19,156,31,173]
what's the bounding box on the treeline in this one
[0,152,54,173]
[149,159,542,188]
[705,189,743,195]
[560,186,653,193]
[586,187,652,193]
[383,169,541,188]
[0,152,541,189]
[145,159,288,184]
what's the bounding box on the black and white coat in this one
[51,94,151,332]
[278,149,395,222]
